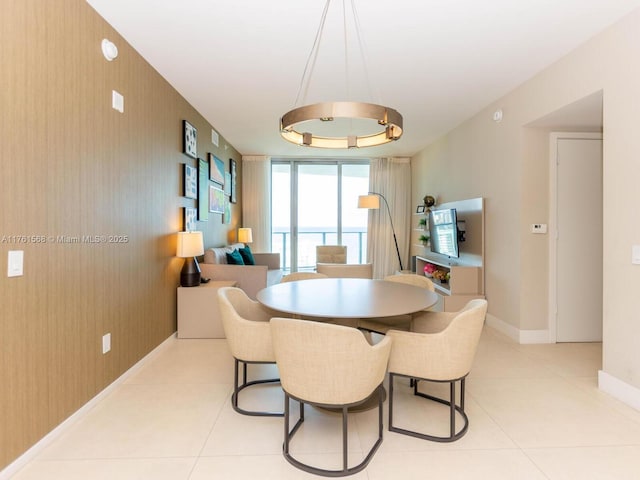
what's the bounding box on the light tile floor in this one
[9,326,640,479]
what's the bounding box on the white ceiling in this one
[87,0,639,158]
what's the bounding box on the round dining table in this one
[256,277,439,319]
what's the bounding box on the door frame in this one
[548,132,602,343]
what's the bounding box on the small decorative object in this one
[432,269,449,284]
[209,153,225,185]
[423,263,437,277]
[183,207,197,231]
[209,184,224,214]
[418,217,427,228]
[183,120,197,159]
[230,159,237,203]
[198,158,209,221]
[424,195,436,208]
[416,205,425,213]
[419,234,430,246]
[183,164,197,199]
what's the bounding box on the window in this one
[271,160,370,272]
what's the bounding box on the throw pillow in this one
[238,245,256,265]
[226,249,245,265]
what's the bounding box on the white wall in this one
[411,8,640,394]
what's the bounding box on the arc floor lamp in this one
[358,192,403,271]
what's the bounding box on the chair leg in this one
[231,358,283,417]
[388,372,469,442]
[281,385,384,477]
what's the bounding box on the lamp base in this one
[180,257,201,287]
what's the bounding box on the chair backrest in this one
[280,272,328,283]
[388,299,487,381]
[271,317,392,405]
[384,273,435,291]
[217,287,275,362]
[316,245,347,264]
[316,263,373,279]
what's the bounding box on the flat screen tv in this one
[429,208,459,258]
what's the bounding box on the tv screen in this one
[429,208,459,258]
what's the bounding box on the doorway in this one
[549,132,603,342]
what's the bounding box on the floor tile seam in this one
[194,391,235,458]
[463,389,524,450]
[24,455,200,462]
[521,443,640,452]
[518,447,554,479]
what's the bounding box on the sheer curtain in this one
[367,157,411,278]
[241,156,271,253]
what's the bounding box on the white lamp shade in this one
[176,231,204,258]
[357,194,380,209]
[238,227,253,244]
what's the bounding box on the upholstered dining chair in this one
[358,274,436,334]
[386,299,488,442]
[316,245,347,264]
[270,317,392,477]
[316,262,373,279]
[217,286,283,417]
[280,271,328,283]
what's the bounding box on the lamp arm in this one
[369,191,404,271]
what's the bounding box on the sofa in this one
[200,243,283,299]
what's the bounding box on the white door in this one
[554,135,603,342]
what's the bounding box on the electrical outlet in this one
[102,333,111,354]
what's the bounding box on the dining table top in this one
[256,277,439,319]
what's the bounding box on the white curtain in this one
[241,156,271,253]
[367,157,411,278]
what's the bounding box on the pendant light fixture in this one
[280,0,403,149]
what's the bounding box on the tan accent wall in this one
[411,9,640,387]
[0,0,241,469]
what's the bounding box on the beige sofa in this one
[200,243,282,299]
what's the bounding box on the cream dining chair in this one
[315,245,347,264]
[358,274,436,334]
[386,299,488,442]
[316,262,373,279]
[280,271,328,283]
[217,286,283,417]
[270,317,392,476]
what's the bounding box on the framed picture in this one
[223,198,231,224]
[230,159,237,203]
[416,205,426,214]
[183,164,197,199]
[198,158,209,221]
[209,184,224,214]
[183,207,197,231]
[183,120,197,159]
[209,153,225,185]
[224,172,231,196]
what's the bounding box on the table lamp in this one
[177,231,204,287]
[238,227,253,245]
[358,192,404,271]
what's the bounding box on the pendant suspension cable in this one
[294,0,331,107]
[349,0,377,104]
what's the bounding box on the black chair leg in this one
[231,358,283,417]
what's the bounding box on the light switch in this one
[112,90,124,113]
[632,245,640,265]
[211,129,219,146]
[7,250,24,277]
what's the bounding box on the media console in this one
[411,197,485,311]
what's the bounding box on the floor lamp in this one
[358,192,404,271]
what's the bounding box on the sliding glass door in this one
[272,160,369,272]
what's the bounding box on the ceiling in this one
[87,0,640,159]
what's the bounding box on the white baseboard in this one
[598,370,640,412]
[0,334,177,480]
[486,314,552,344]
